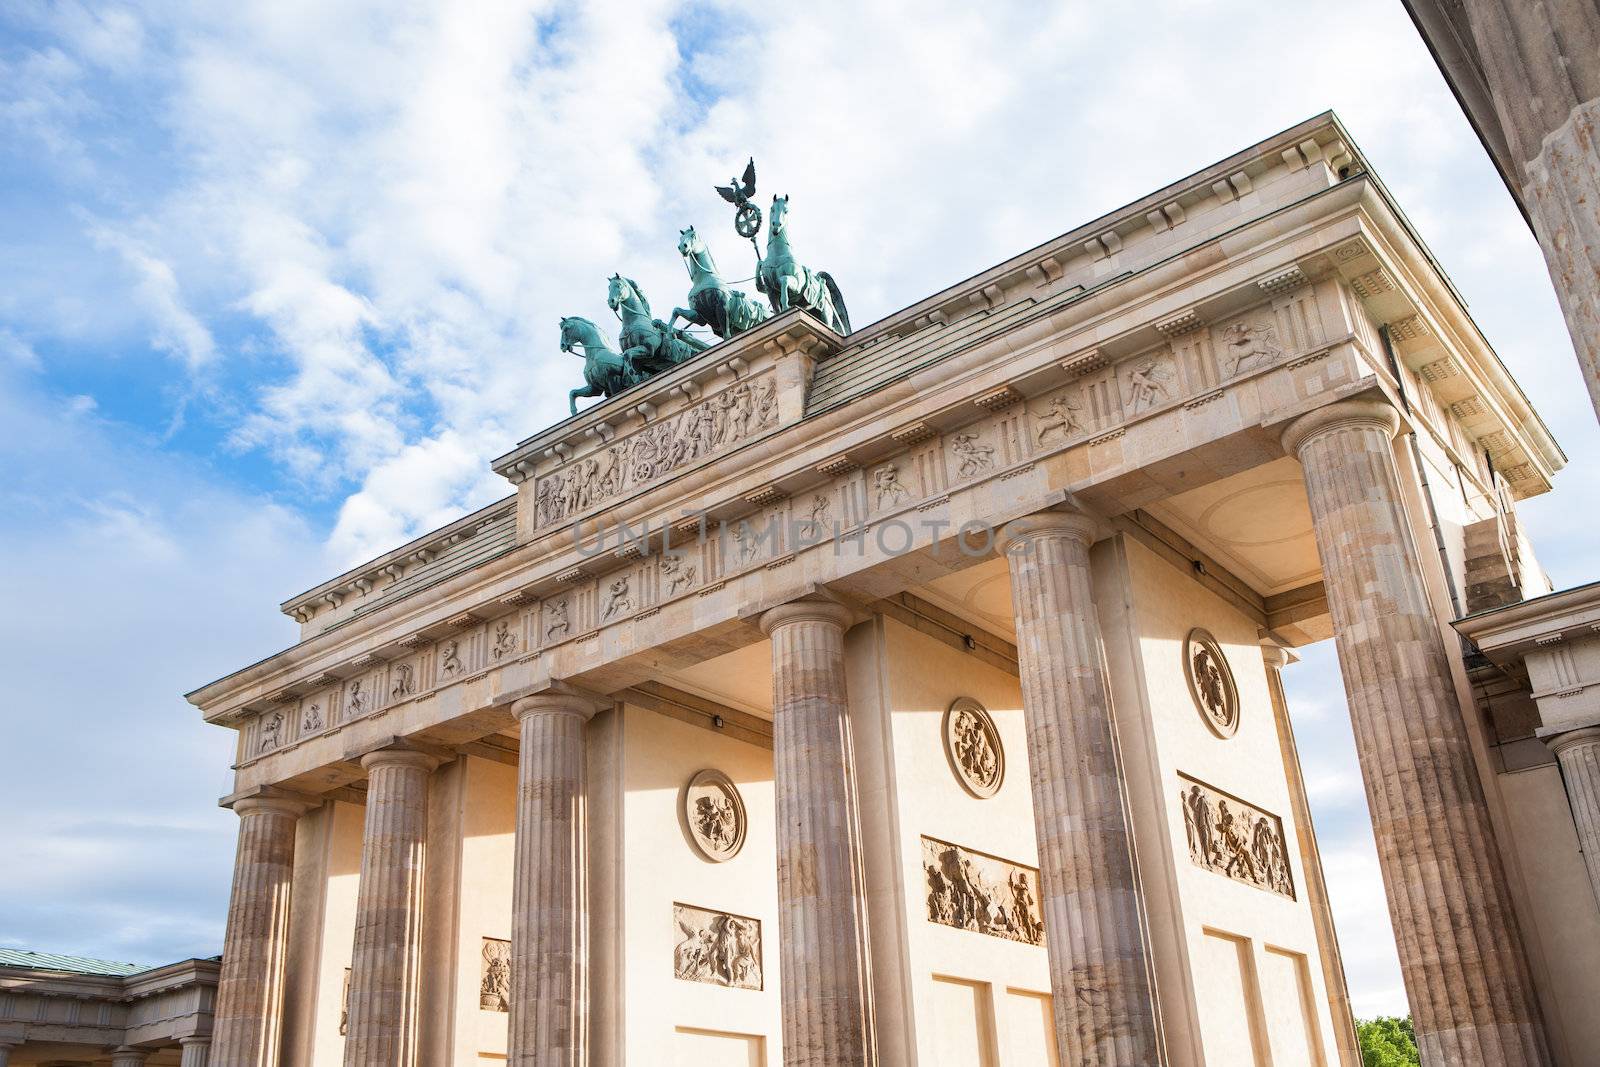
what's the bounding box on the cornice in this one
[1453,580,1600,656]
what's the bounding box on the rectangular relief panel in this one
[1002,987,1057,1065]
[1195,929,1268,1067]
[673,1026,766,1067]
[1177,774,1295,899]
[672,903,763,990]
[921,836,1045,946]
[929,975,997,1067]
[1260,945,1327,1067]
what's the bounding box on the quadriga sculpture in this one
[667,225,769,341]
[560,315,637,415]
[607,273,709,378]
[756,194,850,335]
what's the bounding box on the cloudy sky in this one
[2,0,1595,1021]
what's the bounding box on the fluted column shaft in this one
[112,1047,149,1067]
[998,512,1159,1066]
[1454,0,1600,422]
[179,1036,211,1067]
[759,602,876,1067]
[1262,645,1360,1067]
[1548,728,1600,912]
[343,747,440,1067]
[1284,399,1548,1065]
[509,691,598,1067]
[0,1044,12,1067]
[211,795,305,1067]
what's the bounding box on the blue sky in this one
[2,0,1596,1021]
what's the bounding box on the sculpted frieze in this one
[533,372,778,529]
[1184,628,1239,738]
[1125,351,1178,414]
[480,937,511,1011]
[1218,319,1283,377]
[682,769,747,862]
[922,836,1044,946]
[1034,388,1086,443]
[1179,775,1294,898]
[490,619,519,661]
[673,903,762,989]
[942,698,1005,798]
[949,430,996,479]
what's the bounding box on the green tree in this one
[1357,1015,1419,1067]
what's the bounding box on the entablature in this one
[193,116,1565,798]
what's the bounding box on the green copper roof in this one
[0,949,145,977]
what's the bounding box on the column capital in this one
[355,738,448,774]
[1280,396,1400,458]
[757,598,854,635]
[1546,725,1600,755]
[511,680,606,721]
[1259,639,1298,672]
[994,508,1099,555]
[223,786,315,819]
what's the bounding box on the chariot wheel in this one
[734,202,762,239]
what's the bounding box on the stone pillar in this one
[1547,727,1600,911]
[111,1048,149,1067]
[1262,643,1360,1067]
[343,743,443,1067]
[996,512,1159,1066]
[1283,398,1549,1064]
[758,601,876,1067]
[0,1042,16,1067]
[1454,0,1600,422]
[508,689,601,1067]
[211,794,307,1067]
[179,1036,211,1067]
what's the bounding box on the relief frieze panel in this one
[921,836,1044,946]
[480,937,510,1011]
[1178,774,1295,899]
[673,903,762,990]
[532,372,777,530]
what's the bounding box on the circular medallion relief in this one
[683,769,747,862]
[1184,628,1240,738]
[942,697,1005,798]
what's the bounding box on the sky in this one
[1,0,1596,1024]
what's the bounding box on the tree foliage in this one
[1357,1015,1419,1067]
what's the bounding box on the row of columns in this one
[212,396,1554,1065]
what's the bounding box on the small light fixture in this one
[712,714,725,729]
[962,634,977,651]
[1192,559,1208,577]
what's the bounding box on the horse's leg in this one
[570,383,602,415]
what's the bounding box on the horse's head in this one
[770,194,789,232]
[559,315,608,356]
[606,274,647,314]
[677,226,704,258]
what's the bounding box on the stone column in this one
[1454,0,1600,422]
[178,1036,211,1067]
[211,794,307,1067]
[1261,643,1360,1067]
[758,601,876,1067]
[343,743,443,1067]
[1547,727,1600,911]
[996,512,1159,1066]
[1283,398,1549,1064]
[111,1048,149,1067]
[508,688,601,1067]
[0,1042,16,1067]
